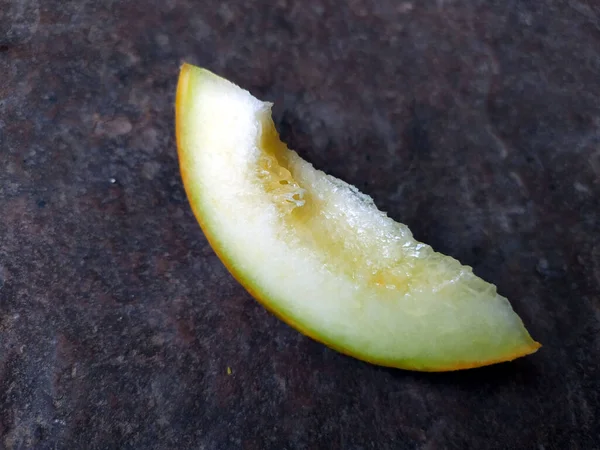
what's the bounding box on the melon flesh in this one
[175,63,540,371]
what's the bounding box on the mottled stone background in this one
[1,0,599,449]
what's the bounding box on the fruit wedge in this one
[175,63,540,371]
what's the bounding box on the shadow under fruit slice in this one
[175,63,541,372]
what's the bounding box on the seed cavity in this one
[256,149,306,214]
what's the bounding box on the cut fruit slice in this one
[175,63,541,371]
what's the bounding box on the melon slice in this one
[175,63,540,371]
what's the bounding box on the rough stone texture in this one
[1,0,599,448]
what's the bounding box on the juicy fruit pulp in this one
[175,63,540,371]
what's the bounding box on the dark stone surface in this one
[1,0,599,448]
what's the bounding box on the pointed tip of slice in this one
[429,340,542,372]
